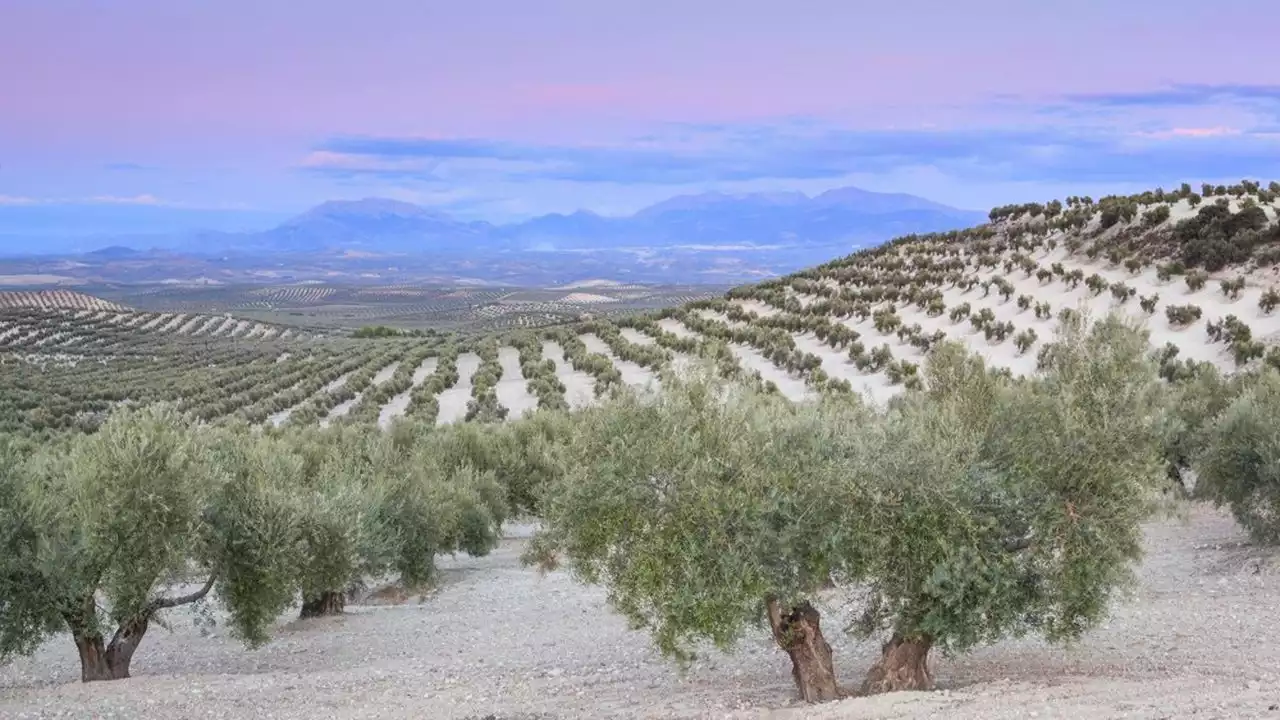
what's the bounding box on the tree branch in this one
[147,570,218,613]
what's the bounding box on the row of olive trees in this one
[507,331,570,412]
[0,409,567,682]
[1157,360,1280,544]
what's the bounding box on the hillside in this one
[4,180,1280,719]
[0,289,129,313]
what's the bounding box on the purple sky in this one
[2,0,1279,233]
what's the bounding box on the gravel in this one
[3,506,1279,719]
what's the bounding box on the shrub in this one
[948,303,972,322]
[1141,205,1170,228]
[1139,294,1160,314]
[1085,274,1109,295]
[1156,261,1185,281]
[1013,328,1038,354]
[995,278,1015,301]
[983,320,1015,343]
[868,344,894,372]
[970,308,997,332]
[1034,301,1052,320]
[1016,295,1033,311]
[1165,304,1203,327]
[871,308,902,334]
[1185,271,1208,292]
[1110,282,1135,303]
[1260,287,1280,314]
[1036,268,1053,283]
[1220,276,1246,300]
[1124,257,1144,274]
[885,359,919,386]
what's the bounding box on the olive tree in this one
[279,422,510,616]
[526,371,875,702]
[409,412,573,517]
[282,424,389,618]
[1194,369,1280,543]
[529,316,1167,702]
[0,407,297,682]
[1151,363,1243,496]
[852,315,1166,693]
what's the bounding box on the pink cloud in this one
[1132,126,1245,140]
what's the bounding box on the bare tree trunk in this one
[861,633,933,694]
[766,598,840,703]
[300,590,345,618]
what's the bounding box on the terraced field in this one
[4,183,1280,443]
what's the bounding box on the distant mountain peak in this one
[634,185,965,218]
[295,198,438,223]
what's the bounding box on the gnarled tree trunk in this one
[861,633,933,694]
[66,573,216,682]
[766,598,840,703]
[300,590,345,618]
[70,617,149,681]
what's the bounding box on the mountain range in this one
[183,186,982,256]
[0,186,985,285]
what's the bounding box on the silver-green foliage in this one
[0,407,519,677]
[529,313,1167,679]
[1194,369,1280,543]
[0,406,298,672]
[527,371,869,661]
[863,314,1165,652]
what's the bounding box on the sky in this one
[2,0,1280,236]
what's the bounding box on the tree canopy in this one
[529,313,1169,698]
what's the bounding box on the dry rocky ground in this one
[2,507,1279,719]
